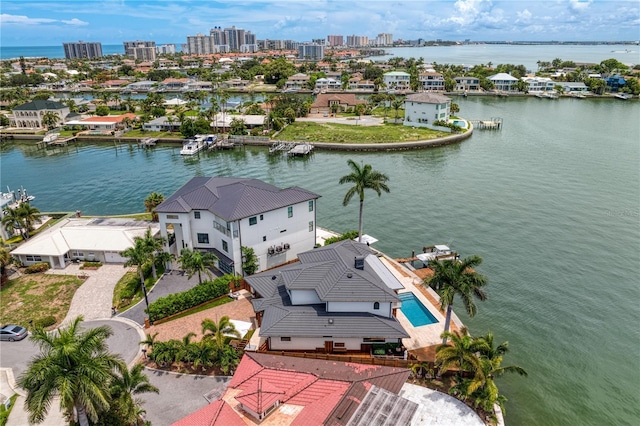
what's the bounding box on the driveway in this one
[118,270,206,325]
[142,369,231,426]
[0,319,144,426]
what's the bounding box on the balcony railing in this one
[213,221,231,237]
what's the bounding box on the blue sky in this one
[1,0,638,46]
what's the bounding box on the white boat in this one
[180,135,206,155]
[42,133,59,143]
[572,93,587,99]
[416,245,458,267]
[203,134,218,147]
[615,93,633,100]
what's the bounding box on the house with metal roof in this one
[155,177,320,275]
[10,100,70,129]
[246,239,409,353]
[172,352,414,426]
[10,217,160,269]
[383,71,411,91]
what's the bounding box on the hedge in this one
[324,230,359,246]
[25,262,50,274]
[145,274,234,322]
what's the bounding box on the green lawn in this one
[0,273,85,328]
[277,121,449,144]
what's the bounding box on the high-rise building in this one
[298,43,324,61]
[63,41,103,59]
[224,26,245,51]
[187,33,214,55]
[327,35,344,46]
[156,44,177,54]
[346,35,368,47]
[376,33,393,46]
[123,40,157,61]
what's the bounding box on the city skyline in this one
[1,0,639,47]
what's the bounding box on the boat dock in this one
[138,137,158,148]
[208,138,237,150]
[36,135,77,149]
[469,117,503,130]
[269,141,295,154]
[287,143,314,157]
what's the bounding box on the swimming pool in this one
[398,292,439,327]
[452,120,467,128]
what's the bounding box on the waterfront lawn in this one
[277,122,448,143]
[0,274,84,329]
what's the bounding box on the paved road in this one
[142,369,231,426]
[119,270,216,325]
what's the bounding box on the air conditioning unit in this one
[268,247,275,255]
[275,245,283,252]
[283,243,290,250]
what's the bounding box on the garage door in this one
[105,251,127,263]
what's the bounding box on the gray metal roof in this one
[13,100,66,111]
[155,177,320,220]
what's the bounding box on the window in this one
[308,200,314,212]
[197,233,209,244]
[26,255,42,262]
[373,302,380,310]
[263,236,267,242]
[260,214,264,220]
[166,214,178,219]
[287,206,293,218]
[194,211,201,219]
[363,337,386,343]
[309,221,314,232]
[280,337,291,342]
[222,240,228,252]
[249,216,257,226]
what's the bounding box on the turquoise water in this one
[1,97,639,425]
[399,292,439,327]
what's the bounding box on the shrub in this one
[34,315,56,328]
[24,262,50,274]
[146,274,232,322]
[324,230,359,246]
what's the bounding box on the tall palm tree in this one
[201,316,240,350]
[141,227,166,279]
[17,316,124,426]
[17,202,40,237]
[436,328,486,383]
[0,238,11,284]
[109,363,158,425]
[41,111,60,130]
[121,238,151,308]
[1,206,23,239]
[338,160,390,242]
[426,255,488,344]
[178,248,217,284]
[143,192,164,222]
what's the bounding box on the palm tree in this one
[178,248,217,284]
[0,238,11,284]
[426,255,488,344]
[141,227,166,279]
[121,238,151,308]
[1,206,23,239]
[391,98,403,121]
[338,160,390,243]
[190,340,217,372]
[41,111,60,130]
[17,202,40,237]
[143,192,164,222]
[17,316,124,426]
[436,328,486,388]
[201,316,240,350]
[109,363,159,425]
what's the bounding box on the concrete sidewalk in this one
[1,368,66,426]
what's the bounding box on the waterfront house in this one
[309,93,366,114]
[161,78,190,91]
[383,71,411,91]
[65,113,137,133]
[246,240,409,353]
[314,77,342,91]
[418,72,445,91]
[454,76,480,91]
[403,93,451,128]
[155,177,320,275]
[488,72,519,92]
[173,352,413,425]
[142,116,181,132]
[10,218,160,269]
[558,82,589,93]
[604,75,627,93]
[10,100,69,129]
[123,80,156,92]
[521,76,556,93]
[284,73,310,91]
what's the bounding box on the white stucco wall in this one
[327,301,392,317]
[269,336,367,351]
[289,289,322,305]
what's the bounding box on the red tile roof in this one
[80,113,136,123]
[171,400,245,426]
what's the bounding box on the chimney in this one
[354,256,365,270]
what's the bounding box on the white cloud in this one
[61,18,88,26]
[516,9,533,23]
[569,0,593,12]
[0,13,56,25]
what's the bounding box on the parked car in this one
[0,325,28,341]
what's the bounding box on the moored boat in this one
[180,135,206,155]
[415,244,459,267]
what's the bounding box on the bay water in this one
[1,97,639,425]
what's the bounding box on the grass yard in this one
[277,121,449,144]
[0,273,85,328]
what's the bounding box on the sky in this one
[0,0,639,47]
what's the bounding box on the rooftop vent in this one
[346,272,353,278]
[271,275,277,280]
[354,256,365,270]
[328,319,334,324]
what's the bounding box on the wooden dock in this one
[138,137,158,148]
[208,139,237,150]
[36,135,77,149]
[287,143,314,157]
[469,117,503,130]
